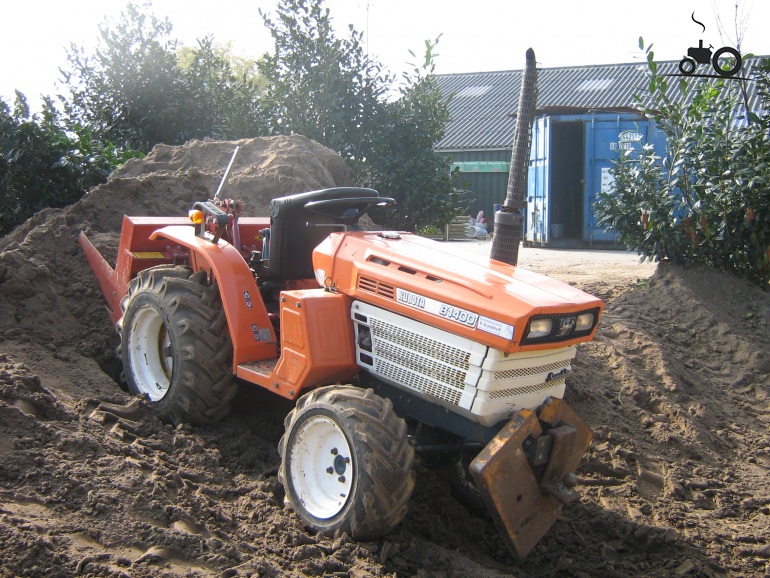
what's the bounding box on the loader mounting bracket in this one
[469,397,592,558]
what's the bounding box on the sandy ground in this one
[450,241,659,301]
[1,137,769,578]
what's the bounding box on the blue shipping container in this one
[525,113,666,245]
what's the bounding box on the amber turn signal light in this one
[188,209,205,225]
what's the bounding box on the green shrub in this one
[0,93,140,236]
[595,40,770,287]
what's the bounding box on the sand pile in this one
[0,135,354,378]
[1,134,769,577]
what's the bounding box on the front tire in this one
[278,386,415,540]
[444,449,488,516]
[118,265,237,425]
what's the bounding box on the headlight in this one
[575,312,595,331]
[527,319,552,338]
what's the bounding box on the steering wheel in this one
[303,197,395,223]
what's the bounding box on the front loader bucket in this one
[470,398,592,558]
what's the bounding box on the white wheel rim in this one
[289,414,354,520]
[128,305,173,401]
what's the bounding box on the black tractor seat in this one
[258,187,393,281]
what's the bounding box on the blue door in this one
[585,117,651,242]
[526,116,550,244]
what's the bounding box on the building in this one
[434,58,763,246]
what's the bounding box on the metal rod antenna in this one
[214,146,240,200]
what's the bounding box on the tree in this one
[367,38,465,231]
[61,3,187,151]
[259,0,463,231]
[258,0,390,168]
[594,39,770,286]
[177,38,267,140]
[61,3,267,152]
[24,0,460,234]
[0,92,136,236]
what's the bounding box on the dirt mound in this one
[0,135,354,377]
[1,133,769,576]
[564,262,770,578]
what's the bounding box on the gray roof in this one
[434,58,766,151]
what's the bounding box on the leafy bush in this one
[258,0,388,167]
[0,93,140,236]
[366,41,466,231]
[3,0,462,236]
[260,1,464,231]
[179,38,267,140]
[62,4,265,152]
[61,4,185,152]
[595,40,770,286]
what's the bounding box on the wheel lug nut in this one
[344,457,350,464]
[330,448,338,455]
[338,476,346,483]
[326,467,334,474]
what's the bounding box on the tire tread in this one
[279,385,414,540]
[118,265,236,425]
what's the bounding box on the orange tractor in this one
[80,185,602,557]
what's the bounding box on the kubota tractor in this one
[80,185,602,557]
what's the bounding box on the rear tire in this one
[279,386,415,540]
[118,265,236,425]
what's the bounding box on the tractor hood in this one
[313,232,603,353]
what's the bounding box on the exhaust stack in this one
[490,48,538,266]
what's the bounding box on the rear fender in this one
[150,225,278,366]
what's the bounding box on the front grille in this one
[493,359,571,381]
[473,346,576,423]
[372,358,463,406]
[373,339,469,386]
[488,375,566,399]
[367,317,471,405]
[352,301,576,423]
[369,318,472,368]
[354,302,483,408]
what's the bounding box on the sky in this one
[2,0,769,111]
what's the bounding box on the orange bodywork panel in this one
[148,224,278,367]
[82,216,355,396]
[80,215,270,325]
[80,216,192,323]
[236,289,359,400]
[313,231,603,353]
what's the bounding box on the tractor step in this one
[237,360,279,379]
